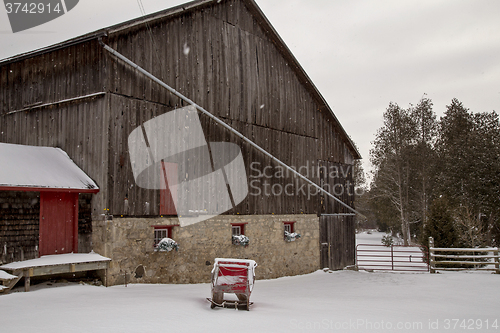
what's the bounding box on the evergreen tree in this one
[436,99,474,207]
[422,196,457,249]
[369,97,499,247]
[436,99,500,246]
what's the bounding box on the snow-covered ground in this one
[1,232,499,332]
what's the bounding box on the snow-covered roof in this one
[0,143,98,192]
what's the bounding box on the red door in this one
[160,161,178,215]
[39,192,78,256]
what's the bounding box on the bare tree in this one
[410,97,438,236]
[370,103,416,245]
[454,206,487,248]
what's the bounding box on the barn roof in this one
[0,0,361,159]
[0,143,99,193]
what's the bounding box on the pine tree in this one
[436,99,500,246]
[436,99,474,207]
[422,196,457,249]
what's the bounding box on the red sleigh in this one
[207,258,257,310]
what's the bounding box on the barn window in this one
[232,225,241,235]
[283,221,295,234]
[153,225,177,247]
[231,223,246,236]
[284,221,301,242]
[231,223,249,246]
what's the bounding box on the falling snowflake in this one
[183,42,190,56]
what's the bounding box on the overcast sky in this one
[1,0,499,176]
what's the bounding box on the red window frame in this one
[283,221,296,233]
[283,221,296,237]
[231,222,247,236]
[152,225,179,247]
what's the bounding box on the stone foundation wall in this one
[92,214,319,285]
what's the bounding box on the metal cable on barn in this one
[98,39,363,218]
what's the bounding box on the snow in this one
[356,230,392,245]
[0,233,499,332]
[0,252,110,270]
[232,234,250,246]
[0,142,98,191]
[284,230,301,242]
[0,270,18,280]
[215,275,246,285]
[155,238,179,252]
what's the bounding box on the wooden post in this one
[23,269,30,292]
[391,245,394,271]
[429,237,435,273]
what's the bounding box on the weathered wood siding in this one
[102,0,355,216]
[0,40,105,113]
[318,160,355,215]
[0,97,110,217]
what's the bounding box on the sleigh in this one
[207,258,257,310]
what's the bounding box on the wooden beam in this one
[27,261,110,277]
[0,186,99,194]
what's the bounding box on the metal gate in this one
[356,244,429,272]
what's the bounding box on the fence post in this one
[429,237,435,273]
[494,248,499,274]
[391,245,394,271]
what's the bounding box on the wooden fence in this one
[429,237,500,274]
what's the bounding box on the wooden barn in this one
[0,0,360,285]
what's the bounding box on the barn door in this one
[39,192,78,256]
[160,161,178,215]
[318,160,356,270]
[320,215,356,270]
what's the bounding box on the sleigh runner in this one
[207,258,257,310]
